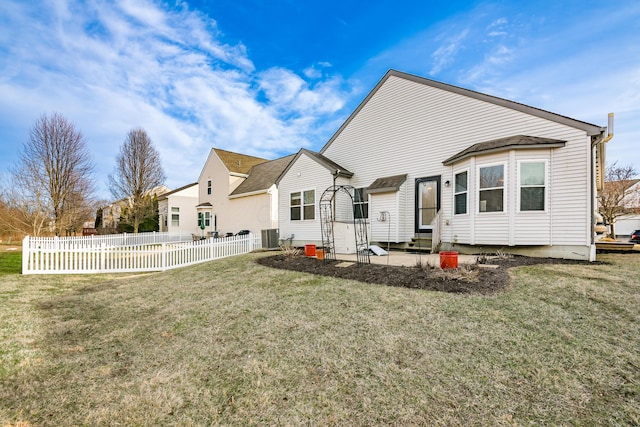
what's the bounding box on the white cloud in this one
[0,0,351,197]
[429,29,470,75]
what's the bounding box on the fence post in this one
[161,242,167,271]
[22,236,29,274]
[100,242,106,272]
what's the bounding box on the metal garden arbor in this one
[319,185,370,264]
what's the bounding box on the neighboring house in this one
[196,148,294,237]
[158,182,199,235]
[277,70,612,261]
[100,185,171,232]
[604,179,640,236]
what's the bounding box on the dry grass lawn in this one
[0,252,638,426]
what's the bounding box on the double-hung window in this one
[454,171,468,215]
[207,180,212,195]
[171,207,180,226]
[519,161,546,211]
[479,164,504,212]
[291,190,315,220]
[353,188,369,219]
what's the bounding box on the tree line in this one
[0,112,165,238]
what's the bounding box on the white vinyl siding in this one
[319,75,592,251]
[278,154,332,244]
[369,191,402,242]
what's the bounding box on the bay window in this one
[520,161,546,211]
[454,171,468,215]
[479,164,504,212]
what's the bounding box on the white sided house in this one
[197,148,294,237]
[277,70,613,261]
[158,182,199,235]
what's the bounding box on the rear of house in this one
[277,70,610,260]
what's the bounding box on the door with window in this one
[415,176,440,233]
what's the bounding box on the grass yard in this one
[0,250,21,276]
[0,252,638,426]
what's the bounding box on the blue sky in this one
[1,0,638,199]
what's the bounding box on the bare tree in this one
[108,128,166,233]
[598,162,640,239]
[10,113,94,236]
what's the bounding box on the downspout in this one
[332,170,340,218]
[590,113,614,246]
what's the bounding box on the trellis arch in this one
[319,185,370,264]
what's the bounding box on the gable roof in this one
[442,135,566,166]
[320,69,605,154]
[276,148,353,185]
[213,148,268,174]
[158,182,197,200]
[230,154,296,196]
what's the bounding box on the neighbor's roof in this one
[442,135,567,166]
[213,148,268,174]
[276,148,353,184]
[157,182,197,200]
[367,174,408,194]
[320,69,605,154]
[230,154,296,196]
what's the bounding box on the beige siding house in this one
[158,183,199,235]
[277,70,611,260]
[196,148,294,237]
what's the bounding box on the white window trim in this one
[207,179,212,195]
[453,168,469,216]
[290,188,316,221]
[517,159,548,213]
[477,162,507,214]
[353,187,369,220]
[171,206,180,227]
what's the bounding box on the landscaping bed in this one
[257,253,590,295]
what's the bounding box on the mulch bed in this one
[257,254,591,295]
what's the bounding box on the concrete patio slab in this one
[333,251,480,268]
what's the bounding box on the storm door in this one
[415,176,440,233]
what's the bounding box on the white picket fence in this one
[22,233,262,275]
[27,231,195,249]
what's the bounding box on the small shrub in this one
[414,259,435,270]
[476,253,490,264]
[496,249,512,260]
[281,245,302,258]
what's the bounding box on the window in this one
[207,180,212,195]
[353,188,369,219]
[479,164,504,212]
[198,211,212,227]
[171,207,180,227]
[520,161,545,211]
[291,190,315,221]
[290,192,301,220]
[454,171,468,215]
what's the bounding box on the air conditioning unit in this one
[261,229,279,249]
